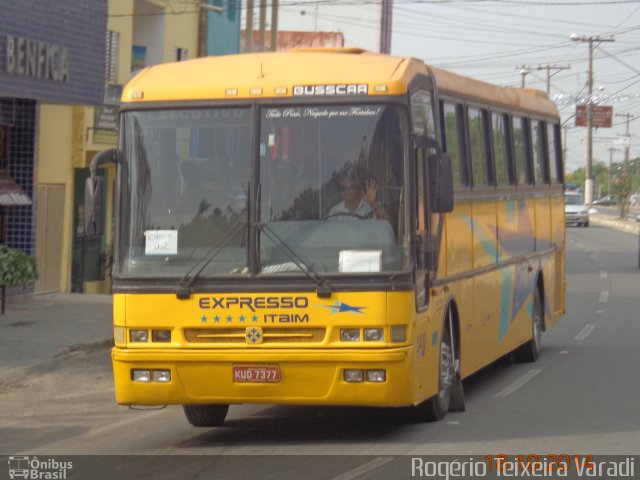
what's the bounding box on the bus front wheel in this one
[183,404,229,427]
[413,309,460,422]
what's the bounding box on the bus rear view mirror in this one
[84,148,118,236]
[84,176,105,235]
[428,153,454,213]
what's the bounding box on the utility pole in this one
[258,0,267,52]
[246,0,254,52]
[198,1,209,57]
[607,146,619,196]
[615,113,635,174]
[270,0,279,52]
[380,0,393,54]
[518,64,571,95]
[570,33,615,206]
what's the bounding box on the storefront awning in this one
[0,177,32,206]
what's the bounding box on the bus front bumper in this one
[112,347,417,407]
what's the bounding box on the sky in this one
[273,0,640,175]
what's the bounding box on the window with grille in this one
[173,47,188,62]
[105,31,120,82]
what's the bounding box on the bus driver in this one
[327,168,387,220]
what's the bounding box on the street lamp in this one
[519,67,529,88]
[570,33,614,206]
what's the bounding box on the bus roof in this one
[429,66,558,118]
[121,48,558,119]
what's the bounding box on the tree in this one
[612,171,632,218]
[0,246,38,287]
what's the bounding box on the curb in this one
[589,214,640,235]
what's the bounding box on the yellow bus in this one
[88,48,565,426]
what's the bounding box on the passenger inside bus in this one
[326,167,388,220]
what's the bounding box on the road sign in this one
[575,105,613,128]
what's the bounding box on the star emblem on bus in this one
[317,301,365,314]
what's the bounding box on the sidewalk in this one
[589,207,640,235]
[0,293,113,372]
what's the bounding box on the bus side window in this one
[440,100,467,186]
[512,115,532,186]
[467,106,491,187]
[547,123,563,184]
[532,120,549,185]
[411,90,435,137]
[492,112,514,186]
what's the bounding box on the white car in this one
[565,192,589,227]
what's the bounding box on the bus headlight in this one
[340,329,360,342]
[343,369,364,382]
[366,370,386,382]
[152,370,171,383]
[130,329,149,342]
[363,328,384,341]
[152,329,171,342]
[132,369,151,382]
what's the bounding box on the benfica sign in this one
[575,105,613,128]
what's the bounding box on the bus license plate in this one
[232,365,280,383]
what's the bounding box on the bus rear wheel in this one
[513,287,542,363]
[183,404,229,427]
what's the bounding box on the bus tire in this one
[513,287,543,363]
[183,404,229,427]
[413,309,457,422]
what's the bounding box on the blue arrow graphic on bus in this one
[317,301,365,314]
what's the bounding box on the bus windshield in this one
[116,104,410,279]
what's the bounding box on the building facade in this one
[0,0,107,297]
[68,0,210,294]
[2,0,265,297]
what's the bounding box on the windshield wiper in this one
[176,220,247,299]
[259,223,332,298]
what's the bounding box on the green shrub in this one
[0,245,38,286]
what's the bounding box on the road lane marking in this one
[589,254,600,263]
[599,291,609,303]
[560,350,569,354]
[331,457,395,480]
[574,324,596,341]
[494,369,542,398]
[599,271,608,279]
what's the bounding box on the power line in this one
[517,64,571,93]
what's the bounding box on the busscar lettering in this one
[293,84,368,96]
[199,296,309,312]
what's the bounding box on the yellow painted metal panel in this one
[122,51,417,102]
[496,197,536,260]
[444,202,473,277]
[472,200,498,269]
